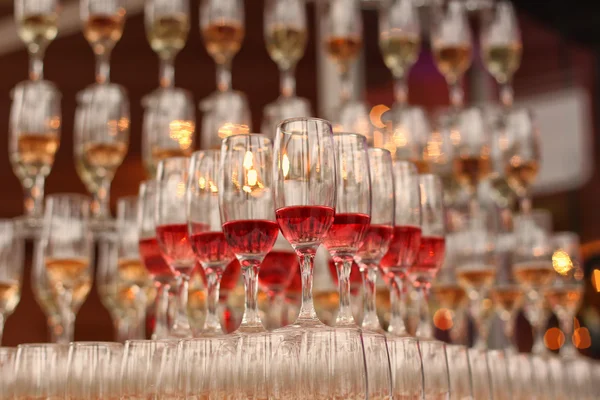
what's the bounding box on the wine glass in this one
[219,134,278,333]
[0,347,17,397]
[455,211,497,349]
[138,180,175,339]
[81,0,126,84]
[0,220,24,345]
[14,344,68,398]
[419,339,450,399]
[120,340,176,399]
[506,352,536,399]
[431,0,473,108]
[468,348,492,399]
[40,194,94,344]
[142,88,196,178]
[322,0,363,110]
[145,0,191,88]
[378,0,421,106]
[546,232,585,359]
[380,161,422,336]
[187,150,236,335]
[487,349,512,400]
[387,336,423,399]
[273,117,336,329]
[323,133,371,327]
[9,80,61,228]
[356,148,394,332]
[480,0,522,107]
[200,0,245,93]
[65,342,123,399]
[501,107,540,213]
[155,157,195,338]
[200,90,252,149]
[410,174,445,339]
[15,0,60,81]
[75,83,130,221]
[445,344,473,399]
[512,209,554,354]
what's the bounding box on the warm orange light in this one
[218,123,249,138]
[544,327,565,350]
[573,327,592,349]
[169,119,194,149]
[433,308,453,331]
[552,250,573,276]
[592,269,600,292]
[369,104,390,129]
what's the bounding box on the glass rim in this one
[333,132,368,142]
[68,341,124,349]
[45,193,91,203]
[222,132,272,145]
[11,79,60,97]
[394,160,419,173]
[191,149,219,158]
[277,117,332,133]
[368,147,392,157]
[17,343,68,349]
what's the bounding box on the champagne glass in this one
[145,0,191,88]
[9,80,61,227]
[419,340,450,399]
[138,180,175,339]
[65,342,123,399]
[380,161,422,336]
[481,0,522,107]
[200,90,252,149]
[378,0,421,106]
[455,211,497,349]
[15,0,60,81]
[0,347,17,397]
[200,0,245,93]
[512,209,554,354]
[502,108,540,214]
[75,84,130,221]
[187,150,236,335]
[81,0,126,84]
[14,343,67,398]
[142,88,196,178]
[546,232,585,359]
[323,0,363,110]
[40,194,94,343]
[323,133,371,327]
[273,117,336,329]
[155,157,195,338]
[387,336,423,399]
[431,0,472,108]
[219,134,278,333]
[506,352,536,399]
[410,174,445,339]
[0,220,24,345]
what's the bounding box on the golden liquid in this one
[151,146,192,163]
[118,258,150,287]
[411,158,431,174]
[18,13,58,49]
[379,34,421,78]
[147,13,190,59]
[433,44,473,83]
[491,286,523,312]
[45,258,90,289]
[202,21,245,64]
[84,13,125,53]
[84,142,127,170]
[456,266,496,290]
[505,159,539,195]
[187,271,207,329]
[266,25,307,70]
[453,155,491,191]
[483,42,522,83]
[513,261,556,288]
[325,36,363,64]
[0,280,20,315]
[35,261,91,316]
[544,285,583,312]
[12,133,59,178]
[431,283,467,310]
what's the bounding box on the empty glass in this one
[487,349,512,400]
[14,343,68,398]
[0,347,17,398]
[387,337,423,399]
[445,344,472,400]
[419,339,450,399]
[65,342,123,399]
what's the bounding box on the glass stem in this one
[95,51,111,84]
[57,291,75,344]
[360,263,381,331]
[415,284,433,339]
[335,257,356,326]
[500,81,514,108]
[23,175,45,218]
[526,291,548,355]
[134,290,147,339]
[280,66,296,97]
[216,62,232,92]
[520,194,532,215]
[266,293,285,330]
[449,80,464,109]
[558,312,578,358]
[152,283,170,340]
[28,49,45,81]
[0,313,4,345]
[48,315,63,343]
[204,270,224,335]
[387,276,408,336]
[159,57,176,88]
[339,64,353,105]
[393,76,408,106]
[91,179,111,219]
[470,293,490,350]
[239,260,264,332]
[503,312,518,354]
[297,252,318,323]
[114,316,129,343]
[170,275,191,337]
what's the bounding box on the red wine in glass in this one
[139,237,175,280]
[328,259,363,295]
[355,224,394,263]
[156,223,197,276]
[189,229,234,271]
[408,236,446,282]
[258,250,299,296]
[323,213,371,256]
[380,225,422,277]
[222,220,280,258]
[275,206,335,251]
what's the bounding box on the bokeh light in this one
[552,250,573,275]
[544,327,565,350]
[591,269,600,292]
[433,308,453,331]
[573,327,592,349]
